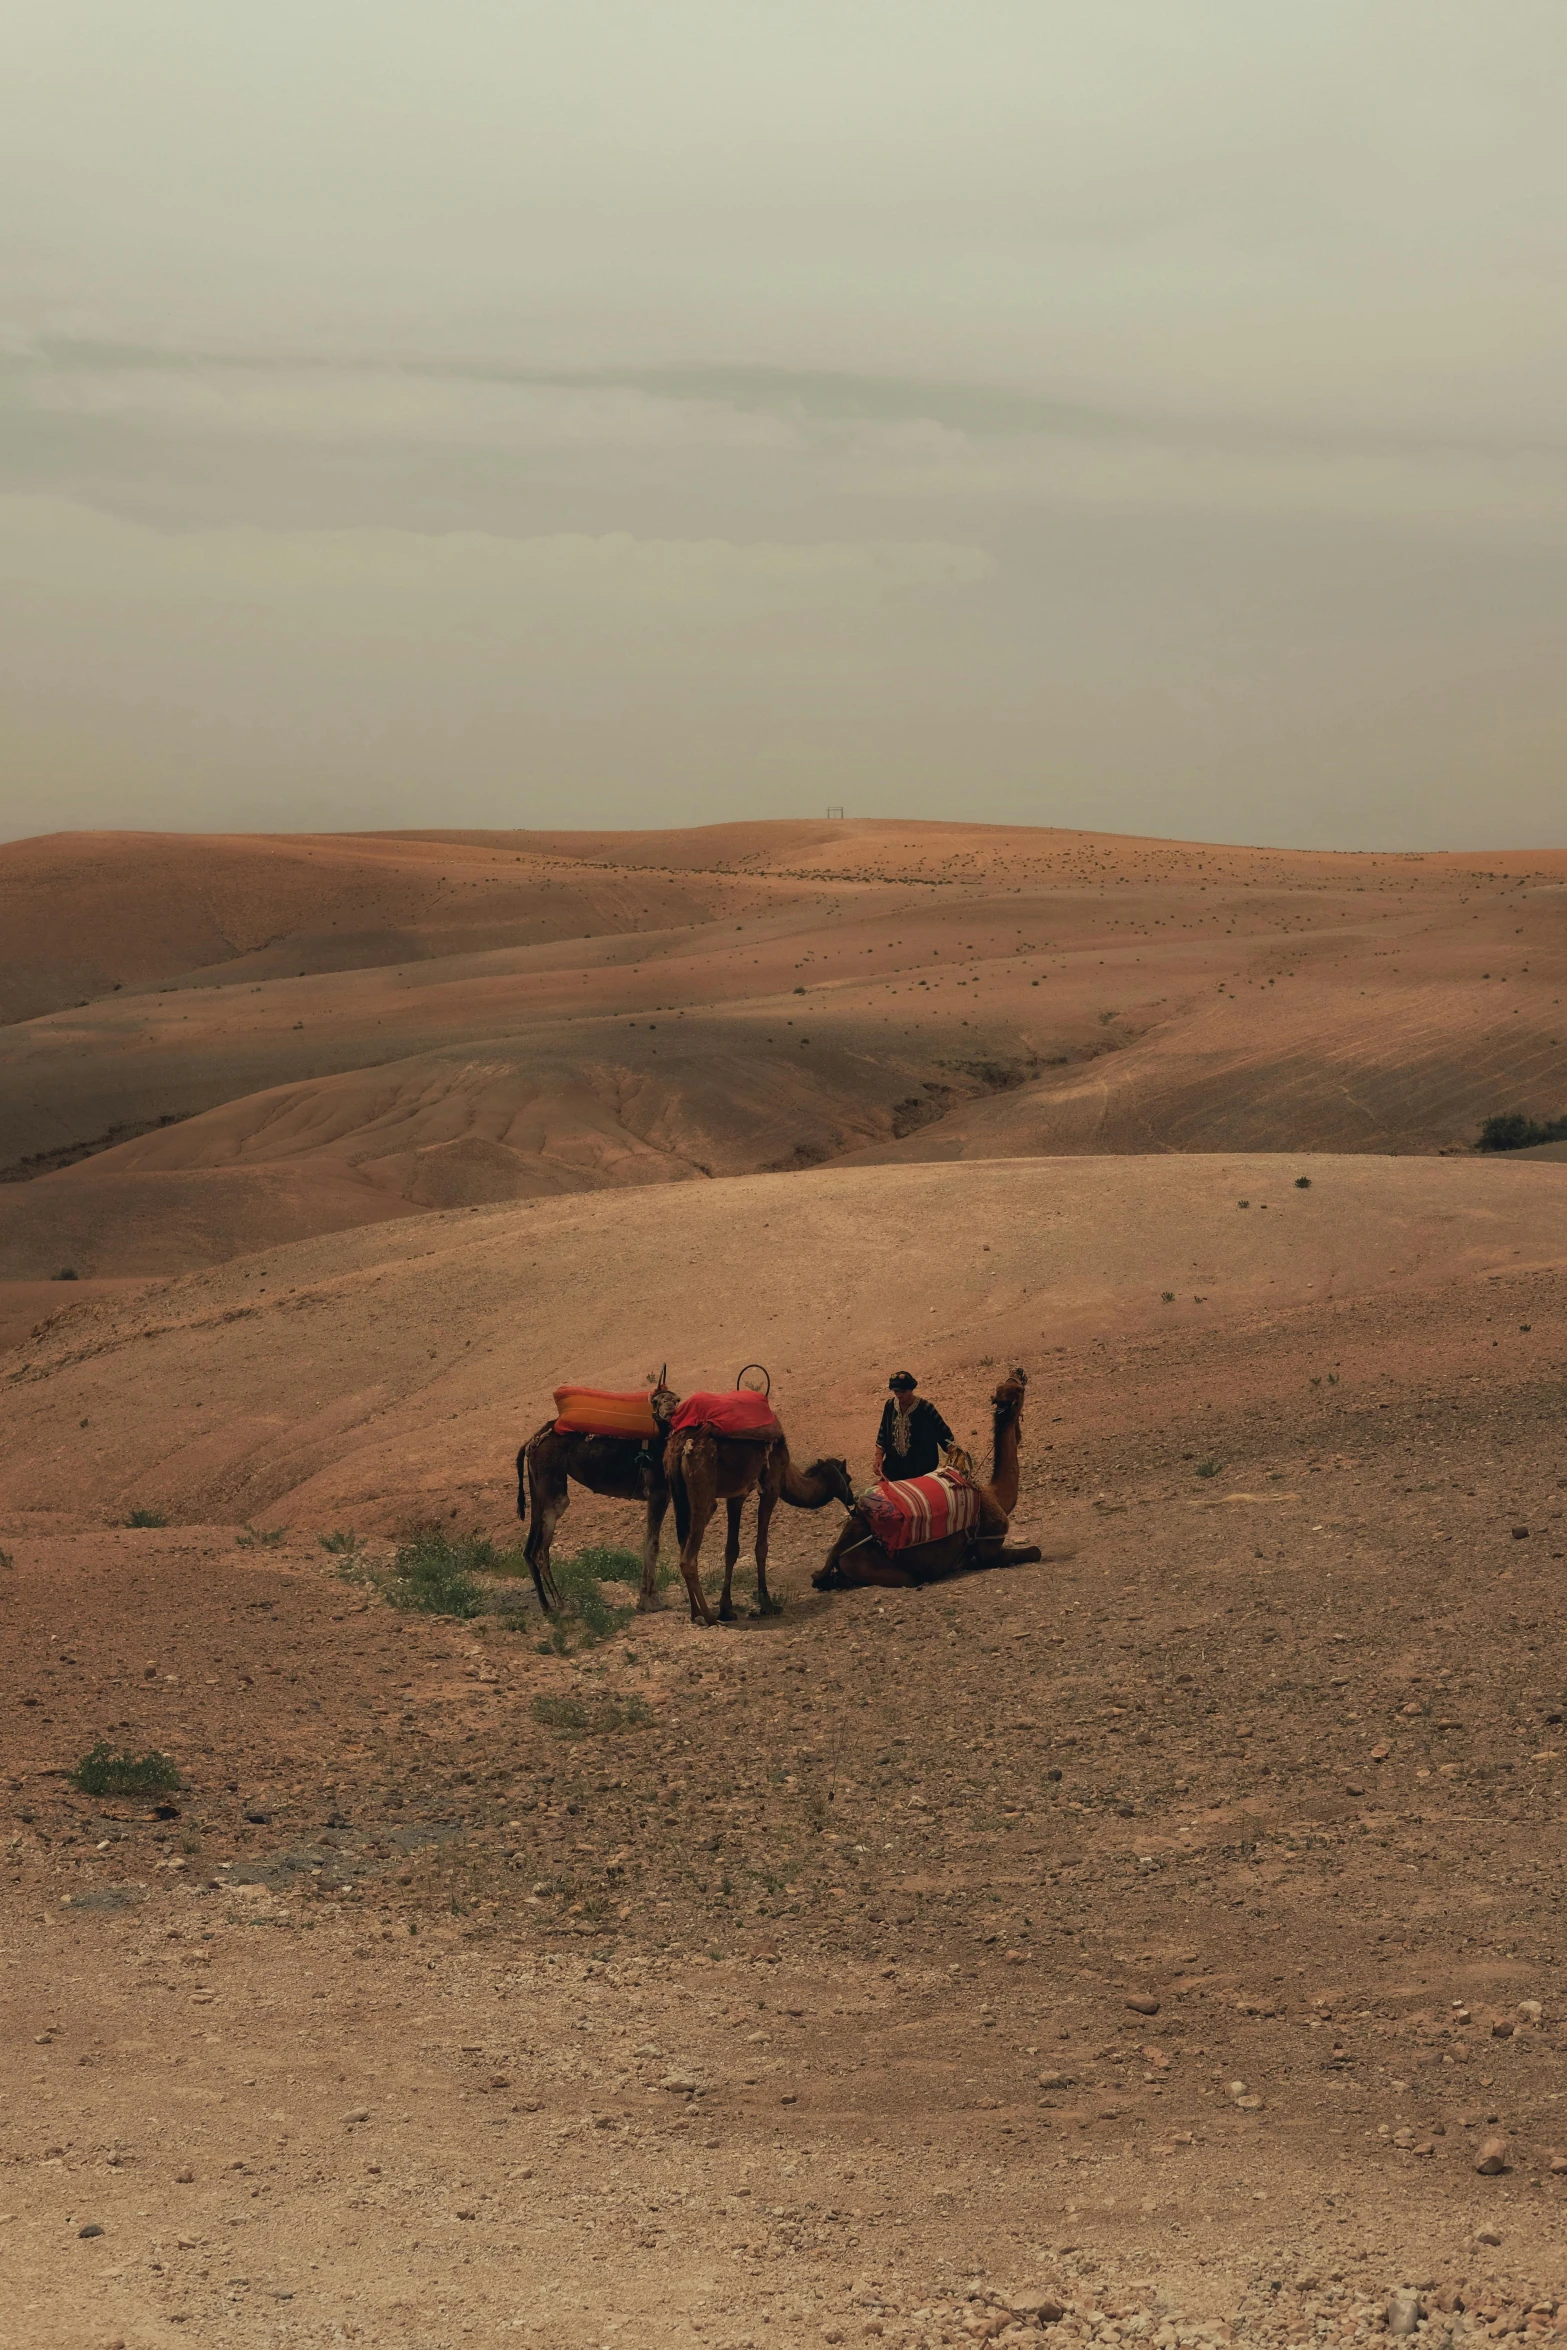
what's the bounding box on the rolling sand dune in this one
[4,822,1566,1291]
[4,1152,1562,1529]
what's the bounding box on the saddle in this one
[668,1390,783,1443]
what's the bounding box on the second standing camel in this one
[665,1423,854,1624]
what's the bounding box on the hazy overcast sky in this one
[3,1,1565,847]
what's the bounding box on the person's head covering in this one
[887,1371,917,1392]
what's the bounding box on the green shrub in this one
[1195,1460,1220,1479]
[318,1528,365,1557]
[375,1525,486,1618]
[1476,1111,1567,1154]
[236,1523,286,1550]
[72,1742,181,1798]
[125,1509,167,1529]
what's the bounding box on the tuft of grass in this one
[569,1544,652,1587]
[236,1523,286,1550]
[1294,1174,1313,1188]
[373,1525,486,1618]
[1160,1290,1175,1303]
[1194,1460,1220,1479]
[531,1692,652,1737]
[71,1742,181,1798]
[318,1528,365,1557]
[125,1509,168,1529]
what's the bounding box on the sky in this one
[3,0,1566,849]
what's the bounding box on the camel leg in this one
[812,1517,917,1592]
[638,1487,670,1612]
[718,1497,743,1623]
[753,1487,782,1614]
[522,1451,567,1613]
[968,1538,1044,1571]
[674,1440,718,1627]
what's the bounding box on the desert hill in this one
[3,1152,1562,1531]
[2,822,1565,1293]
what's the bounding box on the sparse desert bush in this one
[125,1509,167,1528]
[71,1742,181,1798]
[1476,1111,1567,1154]
[1195,1460,1220,1479]
[531,1692,652,1737]
[55,1267,78,1281]
[318,1528,365,1557]
[1294,1175,1312,1188]
[1160,1290,1175,1303]
[236,1523,287,1550]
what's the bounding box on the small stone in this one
[342,2107,370,2125]
[1518,2000,1543,2025]
[1475,2226,1503,2247]
[174,2167,195,2183]
[1387,2291,1423,2337]
[1370,1743,1391,1762]
[1124,1995,1160,2017]
[78,2222,105,2239]
[1008,2293,1066,2323]
[1035,2071,1077,2091]
[1512,1527,1529,1540]
[454,2207,476,2220]
[1550,2155,1567,2176]
[1475,2136,1509,2176]
[1491,2019,1515,2039]
[659,2072,701,2097]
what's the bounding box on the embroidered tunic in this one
[875,1396,953,1479]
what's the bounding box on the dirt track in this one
[7,1264,1567,2349]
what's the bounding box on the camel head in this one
[799,1457,856,1510]
[649,1380,680,1426]
[991,1368,1028,1420]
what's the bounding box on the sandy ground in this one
[6,1266,1567,2349]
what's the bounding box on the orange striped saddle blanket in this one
[857,1468,981,1553]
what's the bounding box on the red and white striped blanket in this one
[856,1468,981,1553]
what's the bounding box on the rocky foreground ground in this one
[4,1265,1567,2348]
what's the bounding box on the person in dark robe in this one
[873,1372,953,1480]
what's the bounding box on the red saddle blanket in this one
[669,1390,781,1441]
[857,1468,980,1553]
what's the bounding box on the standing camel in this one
[518,1381,679,1615]
[665,1424,854,1625]
[812,1370,1043,1591]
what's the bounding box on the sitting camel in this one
[665,1417,854,1625]
[517,1380,680,1615]
[812,1369,1043,1591]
